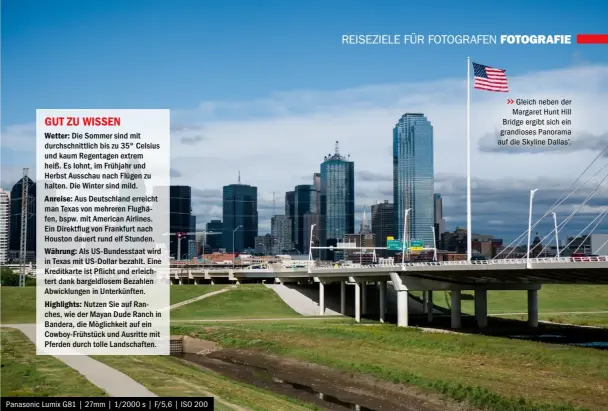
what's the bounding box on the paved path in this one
[265,284,341,315]
[169,286,235,310]
[5,324,157,397]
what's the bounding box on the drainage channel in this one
[172,351,389,410]
[272,377,374,411]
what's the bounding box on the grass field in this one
[95,355,318,411]
[171,285,300,320]
[411,285,608,326]
[1,328,107,397]
[1,287,36,323]
[170,284,228,305]
[174,321,608,411]
[0,285,233,323]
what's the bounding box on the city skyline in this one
[2,2,607,244]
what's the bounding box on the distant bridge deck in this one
[172,256,608,285]
[8,256,608,285]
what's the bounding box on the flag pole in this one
[466,57,472,262]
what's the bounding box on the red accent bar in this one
[576,34,608,44]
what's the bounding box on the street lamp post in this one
[176,232,184,261]
[401,208,411,268]
[232,225,242,268]
[308,224,316,262]
[552,211,560,257]
[527,189,538,263]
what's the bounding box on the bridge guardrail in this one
[307,256,608,270]
[8,255,607,274]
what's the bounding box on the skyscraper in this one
[205,220,223,250]
[320,141,355,244]
[169,185,192,259]
[222,183,258,252]
[294,184,318,251]
[271,215,292,253]
[10,177,36,261]
[0,189,10,264]
[371,201,396,256]
[303,212,320,255]
[188,215,197,259]
[313,173,321,211]
[393,113,434,247]
[434,193,446,248]
[285,191,295,248]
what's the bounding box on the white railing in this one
[308,255,608,270]
[8,255,607,273]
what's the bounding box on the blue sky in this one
[2,1,608,242]
[2,0,608,126]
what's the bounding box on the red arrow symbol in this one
[507,98,514,104]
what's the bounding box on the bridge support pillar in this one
[396,290,408,327]
[475,289,488,328]
[378,281,386,323]
[354,281,361,323]
[340,281,346,315]
[426,291,433,323]
[361,282,367,315]
[422,291,427,313]
[451,290,461,329]
[390,273,409,327]
[319,282,325,316]
[528,289,539,328]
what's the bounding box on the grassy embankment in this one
[170,284,300,320]
[0,284,242,323]
[0,328,107,397]
[174,320,608,411]
[169,284,228,305]
[96,355,320,411]
[411,284,608,327]
[4,284,607,410]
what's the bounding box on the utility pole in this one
[19,168,29,287]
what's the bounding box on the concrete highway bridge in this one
[10,256,608,329]
[168,256,608,329]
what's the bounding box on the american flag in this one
[472,62,509,92]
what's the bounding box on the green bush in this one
[1,266,35,286]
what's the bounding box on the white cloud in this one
[2,64,608,238]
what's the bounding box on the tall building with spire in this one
[320,141,355,248]
[359,206,371,234]
[393,113,434,247]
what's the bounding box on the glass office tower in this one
[169,185,192,259]
[294,184,318,252]
[222,184,258,252]
[393,113,434,247]
[320,142,355,244]
[10,177,36,259]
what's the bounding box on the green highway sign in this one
[386,239,402,251]
[410,240,423,247]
